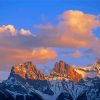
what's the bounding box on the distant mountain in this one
[0,59,100,100]
[76,59,100,78]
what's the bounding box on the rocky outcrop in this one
[8,59,100,82]
[9,61,46,80]
[9,61,83,82]
[50,61,82,82]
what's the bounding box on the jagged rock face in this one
[1,60,100,100]
[95,59,100,77]
[51,61,68,74]
[9,61,83,82]
[8,60,100,82]
[9,61,46,80]
[50,61,82,82]
[67,66,82,82]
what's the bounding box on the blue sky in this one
[0,0,100,79]
[0,0,100,28]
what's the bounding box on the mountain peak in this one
[50,61,82,82]
[9,61,46,80]
[8,60,100,82]
[53,60,68,74]
[9,61,83,82]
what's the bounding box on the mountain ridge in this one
[8,59,100,82]
[0,59,100,100]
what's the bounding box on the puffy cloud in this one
[0,25,57,68]
[20,29,32,36]
[33,10,100,58]
[0,48,32,65]
[0,25,34,49]
[0,25,16,36]
[60,10,100,36]
[32,48,57,64]
[33,10,100,49]
[0,47,57,65]
[1,10,100,50]
[0,25,32,36]
[0,10,100,68]
[59,10,100,47]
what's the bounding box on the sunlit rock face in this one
[9,61,83,82]
[9,61,46,80]
[51,61,68,75]
[95,59,100,77]
[8,59,100,82]
[1,60,100,100]
[76,59,100,78]
[50,61,82,82]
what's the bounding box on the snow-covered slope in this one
[76,60,100,78]
[1,77,100,100]
[0,60,100,100]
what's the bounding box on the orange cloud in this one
[33,10,100,49]
[0,25,16,36]
[0,48,32,65]
[0,10,100,68]
[32,48,57,64]
[33,10,100,58]
[0,47,57,65]
[0,25,32,36]
[20,29,32,36]
[72,50,81,58]
[60,10,100,36]
[58,36,89,48]
[58,10,100,47]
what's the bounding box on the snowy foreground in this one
[0,77,100,100]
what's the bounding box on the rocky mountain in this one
[76,59,100,78]
[0,60,100,100]
[9,61,46,80]
[50,61,82,82]
[8,61,84,82]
